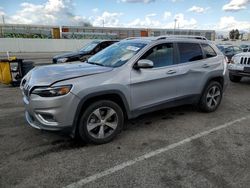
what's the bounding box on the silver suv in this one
[20,37,228,144]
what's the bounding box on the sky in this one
[0,0,250,32]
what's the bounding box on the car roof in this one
[122,35,211,45]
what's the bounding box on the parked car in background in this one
[228,52,250,82]
[216,44,243,62]
[52,40,118,64]
[240,44,250,52]
[21,36,228,144]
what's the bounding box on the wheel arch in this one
[71,90,131,137]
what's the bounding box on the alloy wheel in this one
[206,86,221,109]
[86,107,118,139]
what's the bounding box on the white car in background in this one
[228,52,250,82]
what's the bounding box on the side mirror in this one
[135,59,154,69]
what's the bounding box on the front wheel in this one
[77,100,124,144]
[199,81,223,112]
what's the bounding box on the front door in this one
[130,43,180,111]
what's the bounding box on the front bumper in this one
[228,64,250,77]
[23,92,80,131]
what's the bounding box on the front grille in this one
[23,88,29,98]
[240,57,250,65]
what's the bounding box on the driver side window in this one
[141,43,174,68]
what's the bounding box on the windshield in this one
[80,41,100,52]
[87,41,147,67]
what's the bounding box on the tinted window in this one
[80,41,99,52]
[233,46,242,53]
[178,43,203,63]
[201,44,217,58]
[100,42,111,49]
[141,43,174,68]
[225,47,233,54]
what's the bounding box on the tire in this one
[229,74,242,82]
[77,100,124,144]
[199,81,223,113]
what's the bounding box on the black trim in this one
[131,94,199,118]
[229,70,250,77]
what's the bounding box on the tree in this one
[234,29,240,39]
[229,29,235,39]
[229,29,240,40]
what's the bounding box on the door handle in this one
[167,70,177,74]
[202,64,210,68]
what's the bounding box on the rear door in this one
[176,42,219,97]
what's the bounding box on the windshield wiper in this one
[86,61,105,66]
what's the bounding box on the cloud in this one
[188,6,209,13]
[90,11,123,27]
[92,8,99,13]
[171,13,197,29]
[0,7,5,17]
[127,14,161,28]
[222,0,250,11]
[120,0,155,3]
[216,16,250,31]
[126,13,197,29]
[6,0,91,26]
[163,11,171,20]
[146,13,157,17]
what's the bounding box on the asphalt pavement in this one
[0,56,250,188]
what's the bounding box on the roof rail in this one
[156,35,208,41]
[123,37,156,41]
[123,37,141,40]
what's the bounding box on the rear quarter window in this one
[177,43,203,63]
[201,43,217,58]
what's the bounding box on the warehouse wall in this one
[0,38,93,52]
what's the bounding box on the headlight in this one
[57,58,68,63]
[32,85,72,97]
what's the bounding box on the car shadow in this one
[21,105,196,161]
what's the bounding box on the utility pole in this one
[102,19,105,27]
[1,15,5,37]
[173,18,177,35]
[2,15,5,24]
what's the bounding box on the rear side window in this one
[177,43,203,63]
[201,44,217,58]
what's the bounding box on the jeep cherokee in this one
[20,36,228,144]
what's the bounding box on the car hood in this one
[23,62,113,87]
[53,51,87,59]
[233,52,250,57]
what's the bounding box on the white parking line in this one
[64,115,250,188]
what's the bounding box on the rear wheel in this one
[77,100,124,144]
[199,81,223,112]
[229,74,242,82]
